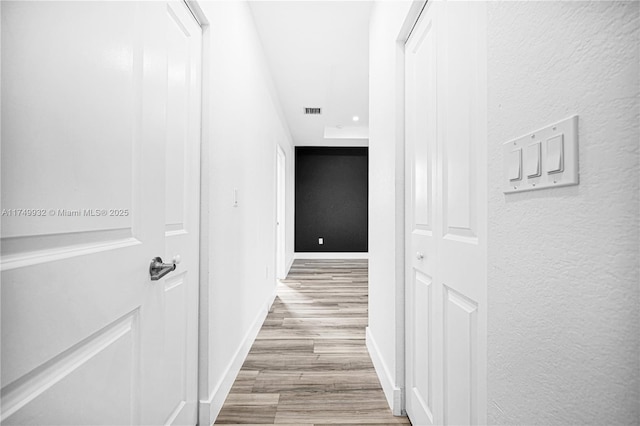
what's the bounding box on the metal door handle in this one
[416,252,424,260]
[149,256,177,281]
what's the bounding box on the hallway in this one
[215,260,410,425]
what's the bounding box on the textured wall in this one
[295,147,368,252]
[487,2,639,424]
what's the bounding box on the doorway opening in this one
[276,144,287,280]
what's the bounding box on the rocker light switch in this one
[508,149,522,181]
[502,115,578,193]
[525,142,541,178]
[547,135,564,174]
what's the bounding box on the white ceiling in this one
[250,1,371,146]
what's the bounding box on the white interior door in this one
[162,1,202,425]
[276,145,286,279]
[405,4,440,424]
[0,1,201,425]
[161,2,202,424]
[405,2,487,425]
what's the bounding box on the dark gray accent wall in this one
[295,147,368,252]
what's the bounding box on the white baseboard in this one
[286,256,294,276]
[366,327,403,416]
[294,252,369,259]
[199,289,277,426]
[277,257,294,281]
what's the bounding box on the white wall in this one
[367,0,413,414]
[197,1,294,424]
[487,2,640,424]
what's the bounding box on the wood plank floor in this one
[214,259,411,425]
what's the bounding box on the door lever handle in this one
[149,256,177,281]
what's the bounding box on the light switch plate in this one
[503,115,578,194]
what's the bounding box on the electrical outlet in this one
[318,238,323,245]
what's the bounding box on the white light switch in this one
[547,135,564,174]
[525,142,541,178]
[502,115,578,193]
[508,149,522,181]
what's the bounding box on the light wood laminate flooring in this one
[214,259,411,425]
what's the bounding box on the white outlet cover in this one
[503,115,579,194]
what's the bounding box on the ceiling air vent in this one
[304,107,322,115]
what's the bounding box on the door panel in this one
[1,2,201,424]
[405,4,438,425]
[1,312,139,425]
[438,4,487,423]
[411,271,433,420]
[443,286,478,426]
[162,2,201,424]
[163,273,189,421]
[405,2,487,425]
[165,2,190,233]
[410,16,435,234]
[440,4,480,243]
[1,1,137,242]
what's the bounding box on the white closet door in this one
[405,3,440,424]
[405,2,487,425]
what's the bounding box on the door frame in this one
[170,1,208,424]
[387,0,429,416]
[275,144,287,280]
[179,1,210,424]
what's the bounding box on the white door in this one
[0,2,201,425]
[162,2,202,424]
[405,3,439,424]
[405,2,487,425]
[276,145,286,279]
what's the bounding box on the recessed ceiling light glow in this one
[352,116,360,122]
